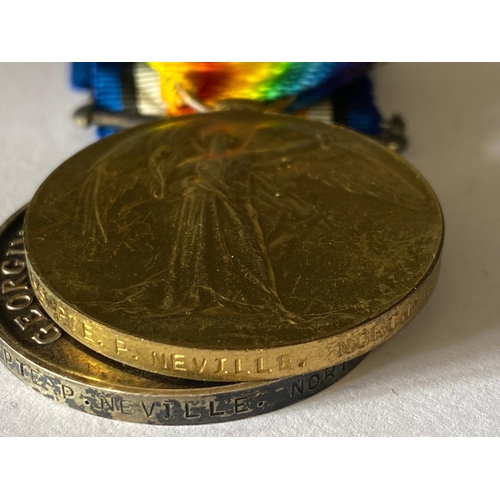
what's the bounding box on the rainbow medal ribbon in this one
[71,62,406,151]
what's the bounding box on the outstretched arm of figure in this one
[242,119,428,211]
[299,140,429,210]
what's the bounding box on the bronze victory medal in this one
[25,110,444,381]
[0,208,364,425]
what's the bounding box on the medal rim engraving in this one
[0,208,365,425]
[25,111,444,381]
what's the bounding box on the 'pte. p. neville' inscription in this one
[0,333,358,424]
[32,259,433,380]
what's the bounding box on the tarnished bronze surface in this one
[0,208,364,425]
[25,110,444,381]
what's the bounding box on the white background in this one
[0,62,499,437]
